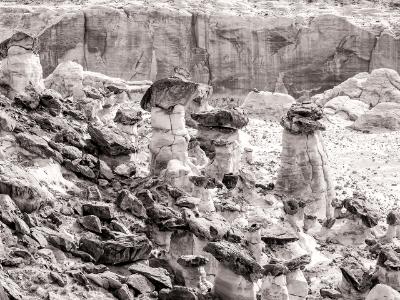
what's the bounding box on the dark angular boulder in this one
[191,108,248,129]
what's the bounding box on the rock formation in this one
[241,90,295,121]
[352,102,400,132]
[192,108,248,180]
[141,74,211,176]
[0,32,44,97]
[276,101,334,221]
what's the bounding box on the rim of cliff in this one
[0,0,400,34]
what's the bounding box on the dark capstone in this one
[177,255,209,268]
[114,109,143,125]
[140,77,211,111]
[222,173,239,190]
[343,195,378,228]
[285,254,311,271]
[261,222,299,245]
[387,210,400,226]
[191,108,248,129]
[203,241,263,282]
[281,102,325,134]
[53,128,85,149]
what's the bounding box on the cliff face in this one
[0,3,399,97]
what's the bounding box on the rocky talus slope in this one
[2,25,400,300]
[1,0,400,97]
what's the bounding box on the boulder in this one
[241,91,295,120]
[16,133,63,163]
[79,234,152,265]
[128,263,172,289]
[324,96,369,121]
[39,88,63,116]
[366,284,400,300]
[78,215,102,234]
[116,190,147,218]
[0,194,20,226]
[88,123,136,156]
[352,102,400,132]
[114,109,142,125]
[126,274,155,294]
[0,161,47,212]
[0,111,16,132]
[82,203,114,221]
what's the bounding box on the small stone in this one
[50,272,67,287]
[99,160,114,180]
[114,162,136,178]
[117,190,146,218]
[114,109,143,125]
[82,203,113,220]
[110,220,130,234]
[126,274,155,294]
[78,215,102,233]
[320,288,342,299]
[85,186,102,202]
[40,89,63,116]
[14,217,30,235]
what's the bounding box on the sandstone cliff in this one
[0,0,399,97]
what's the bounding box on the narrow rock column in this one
[177,255,210,290]
[275,101,335,221]
[140,76,211,176]
[191,108,249,180]
[383,210,400,242]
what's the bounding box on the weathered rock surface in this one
[324,96,369,121]
[128,263,172,289]
[1,3,399,97]
[352,102,400,132]
[191,108,248,130]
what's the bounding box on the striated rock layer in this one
[1,3,400,97]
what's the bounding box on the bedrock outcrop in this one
[1,3,400,97]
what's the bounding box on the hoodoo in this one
[276,100,335,222]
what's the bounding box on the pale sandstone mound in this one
[241,90,295,120]
[352,102,400,132]
[313,68,400,107]
[324,96,369,121]
[0,31,44,97]
[366,284,400,300]
[276,102,334,221]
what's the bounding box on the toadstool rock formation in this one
[276,101,335,221]
[141,74,211,176]
[192,108,249,180]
